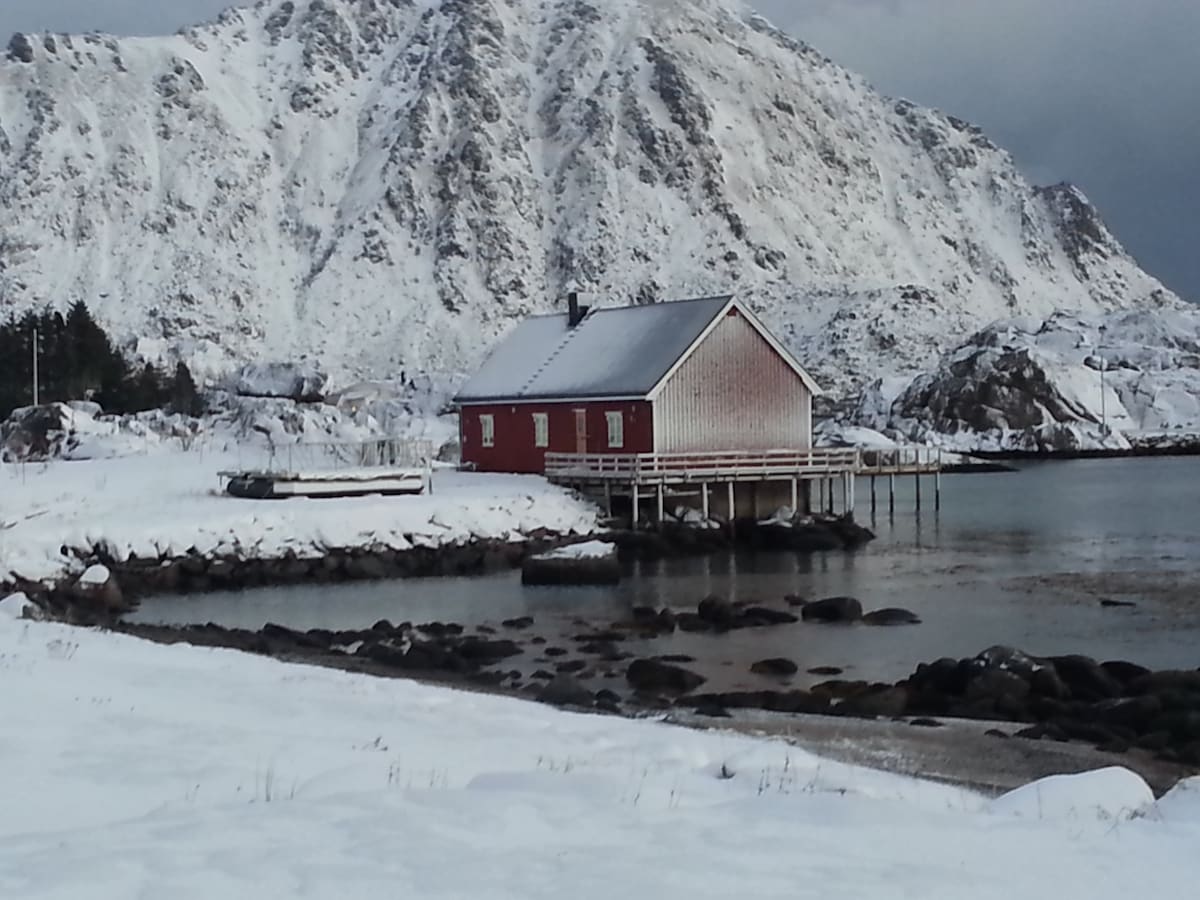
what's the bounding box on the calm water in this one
[129,457,1200,690]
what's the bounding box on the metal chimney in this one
[567,291,589,327]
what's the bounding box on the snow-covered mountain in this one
[0,0,1182,396]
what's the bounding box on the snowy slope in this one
[1,610,1199,898]
[0,0,1181,396]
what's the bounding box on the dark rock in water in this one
[784,594,808,607]
[837,685,909,718]
[554,659,587,674]
[594,697,622,715]
[909,717,943,728]
[676,613,710,632]
[544,647,568,657]
[800,596,863,623]
[738,606,799,627]
[975,645,1042,680]
[750,657,798,677]
[811,679,870,700]
[418,621,464,638]
[656,654,696,664]
[501,616,534,630]
[862,607,921,626]
[573,630,626,643]
[595,689,621,706]
[626,658,706,694]
[756,522,842,551]
[693,703,732,718]
[1100,598,1137,608]
[985,728,1010,739]
[475,624,497,635]
[531,669,555,681]
[578,641,626,661]
[538,675,595,708]
[371,619,396,634]
[1015,723,1069,742]
[910,657,972,695]
[697,595,737,628]
[521,543,620,585]
[823,516,876,549]
[1048,655,1122,701]
[1100,660,1152,685]
[455,637,523,663]
[965,668,1031,703]
[807,666,844,676]
[529,636,547,645]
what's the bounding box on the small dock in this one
[544,446,943,523]
[218,438,433,500]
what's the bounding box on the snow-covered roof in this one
[456,295,817,403]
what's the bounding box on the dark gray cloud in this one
[0,0,231,36]
[3,0,1196,299]
[755,0,1200,301]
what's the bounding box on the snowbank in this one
[0,450,599,587]
[0,615,1195,898]
[988,767,1155,821]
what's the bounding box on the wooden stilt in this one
[915,473,921,511]
[701,481,710,520]
[656,482,665,527]
[632,483,640,528]
[791,476,798,514]
[841,474,848,515]
[827,478,834,515]
[727,481,735,537]
[935,470,941,511]
[870,476,876,513]
[604,481,612,518]
[888,474,895,514]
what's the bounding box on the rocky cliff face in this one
[0,0,1181,395]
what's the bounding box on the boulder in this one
[862,607,921,626]
[233,361,327,401]
[521,541,620,585]
[454,637,523,664]
[1048,655,1122,701]
[738,606,799,627]
[538,675,595,708]
[800,596,863,623]
[697,595,737,628]
[838,685,910,718]
[626,658,706,694]
[750,657,798,677]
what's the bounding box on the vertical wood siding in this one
[653,309,811,452]
[459,400,654,473]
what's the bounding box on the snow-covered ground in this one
[0,608,1197,898]
[0,449,598,586]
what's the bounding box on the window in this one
[605,411,624,448]
[480,414,495,448]
[532,412,549,448]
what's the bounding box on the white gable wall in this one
[651,309,812,452]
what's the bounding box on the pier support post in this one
[791,476,798,514]
[701,482,710,520]
[632,483,640,529]
[841,474,849,515]
[656,482,665,528]
[888,475,895,514]
[827,478,834,515]
[604,481,612,518]
[870,476,876,514]
[727,481,735,537]
[915,473,921,511]
[935,470,941,511]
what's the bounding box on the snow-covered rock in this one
[0,0,1181,398]
[855,308,1200,452]
[0,592,32,619]
[233,362,328,402]
[988,767,1155,822]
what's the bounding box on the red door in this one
[574,409,588,454]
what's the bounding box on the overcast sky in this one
[2,0,1196,300]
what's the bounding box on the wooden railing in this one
[544,448,861,483]
[858,446,943,474]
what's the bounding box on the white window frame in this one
[532,412,549,448]
[480,413,495,448]
[605,411,624,449]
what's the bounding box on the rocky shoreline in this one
[17,585,1186,792]
[2,514,875,619]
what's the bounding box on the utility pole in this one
[31,326,39,407]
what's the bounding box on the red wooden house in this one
[453,294,822,474]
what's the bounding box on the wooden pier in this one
[544,446,943,523]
